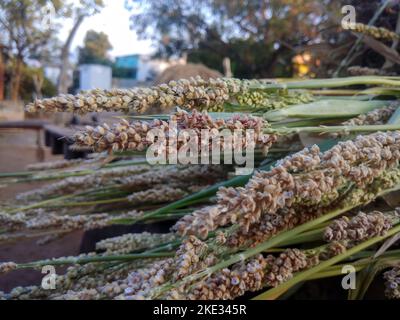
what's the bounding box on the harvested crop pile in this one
[2,75,400,300]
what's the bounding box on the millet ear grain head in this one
[25,77,276,114]
[384,266,400,299]
[173,131,400,240]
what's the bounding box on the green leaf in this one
[264,100,390,122]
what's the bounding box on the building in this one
[114,54,139,79]
[112,54,186,88]
[78,54,186,90]
[79,64,112,91]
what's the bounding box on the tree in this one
[0,0,62,100]
[127,0,400,78]
[57,0,104,94]
[126,0,327,77]
[0,44,6,101]
[78,30,113,65]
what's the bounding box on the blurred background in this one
[1,0,400,107]
[2,0,400,181]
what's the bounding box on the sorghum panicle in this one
[186,254,267,300]
[263,248,317,287]
[26,77,274,114]
[323,211,393,244]
[352,23,399,41]
[17,165,151,201]
[0,262,17,274]
[383,266,400,299]
[341,104,397,127]
[173,235,209,281]
[173,131,400,239]
[347,66,392,76]
[124,258,175,299]
[96,232,177,254]
[127,185,188,205]
[73,109,277,155]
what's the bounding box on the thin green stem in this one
[278,227,325,246]
[253,223,400,300]
[15,252,174,270]
[149,182,400,298]
[149,204,360,298]
[265,123,400,135]
[252,77,400,90]
[388,107,400,124]
[5,193,78,214]
[45,197,129,208]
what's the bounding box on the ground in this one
[0,129,83,292]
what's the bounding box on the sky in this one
[58,0,154,59]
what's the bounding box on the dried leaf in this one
[382,191,400,207]
[298,132,327,147]
[374,232,400,258]
[361,35,400,65]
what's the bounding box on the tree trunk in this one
[222,57,232,77]
[32,73,44,100]
[0,50,4,101]
[57,14,85,94]
[10,56,23,101]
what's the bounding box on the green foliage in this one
[78,30,113,66]
[188,36,293,78]
[0,0,61,58]
[18,65,56,101]
[127,0,400,78]
[61,0,104,18]
[127,0,325,77]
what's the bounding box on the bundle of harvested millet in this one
[26,77,274,114]
[174,131,400,239]
[73,109,277,155]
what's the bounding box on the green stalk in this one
[265,123,400,135]
[103,159,150,168]
[149,204,362,298]
[310,89,367,96]
[108,161,276,225]
[307,263,366,280]
[11,169,95,183]
[0,159,150,184]
[15,252,174,270]
[280,212,400,247]
[388,107,400,124]
[149,182,400,298]
[277,227,325,246]
[4,186,119,214]
[264,99,388,121]
[253,223,400,300]
[0,228,69,244]
[271,118,341,128]
[0,171,36,178]
[305,250,400,281]
[350,249,400,260]
[113,140,339,226]
[5,193,79,214]
[45,197,129,208]
[360,87,400,96]
[251,76,400,90]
